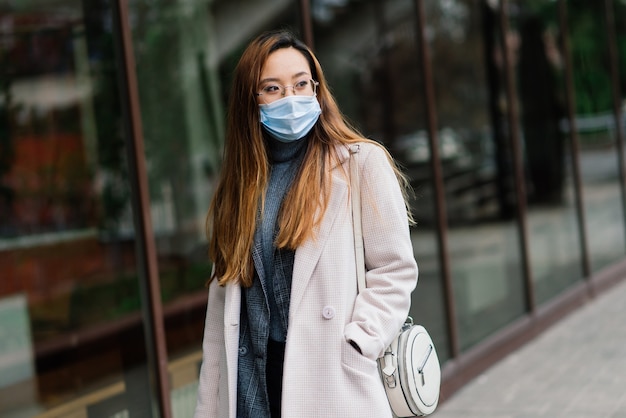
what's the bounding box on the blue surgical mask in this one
[259,95,321,142]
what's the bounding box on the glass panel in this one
[312,0,450,361]
[619,1,626,82]
[510,1,584,305]
[127,0,301,414]
[0,1,158,417]
[428,0,526,350]
[569,1,626,273]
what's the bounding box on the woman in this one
[194,30,418,418]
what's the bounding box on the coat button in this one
[238,346,248,356]
[322,306,335,319]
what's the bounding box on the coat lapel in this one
[290,146,351,315]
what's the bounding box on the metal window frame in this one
[112,1,172,417]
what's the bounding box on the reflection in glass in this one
[0,2,155,416]
[428,0,526,350]
[312,0,450,360]
[512,1,584,304]
[128,0,302,413]
[568,1,626,273]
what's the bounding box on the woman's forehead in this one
[260,47,310,81]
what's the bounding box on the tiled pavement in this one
[432,279,626,418]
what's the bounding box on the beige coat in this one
[194,142,418,417]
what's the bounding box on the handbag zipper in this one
[417,344,433,374]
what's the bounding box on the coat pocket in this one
[340,338,377,377]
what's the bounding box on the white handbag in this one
[349,144,441,417]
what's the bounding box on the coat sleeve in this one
[194,278,226,417]
[343,143,419,360]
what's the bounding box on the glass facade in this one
[128,0,302,414]
[511,1,585,305]
[311,0,450,359]
[1,1,158,416]
[429,0,528,350]
[569,2,626,273]
[1,0,625,416]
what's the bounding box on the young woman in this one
[194,30,418,418]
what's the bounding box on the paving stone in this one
[432,279,626,418]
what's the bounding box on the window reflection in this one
[0,2,155,416]
[313,0,450,360]
[127,0,303,412]
[570,1,626,273]
[509,1,584,304]
[428,0,526,350]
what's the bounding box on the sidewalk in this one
[432,278,626,418]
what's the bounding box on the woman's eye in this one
[294,80,309,90]
[262,85,280,94]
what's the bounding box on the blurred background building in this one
[0,0,625,416]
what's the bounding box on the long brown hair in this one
[206,30,412,287]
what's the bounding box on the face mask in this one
[259,95,321,142]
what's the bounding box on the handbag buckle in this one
[384,374,397,388]
[382,349,397,388]
[402,316,414,331]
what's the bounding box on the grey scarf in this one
[236,135,307,417]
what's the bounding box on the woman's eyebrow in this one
[259,71,310,85]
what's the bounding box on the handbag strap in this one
[349,144,366,294]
